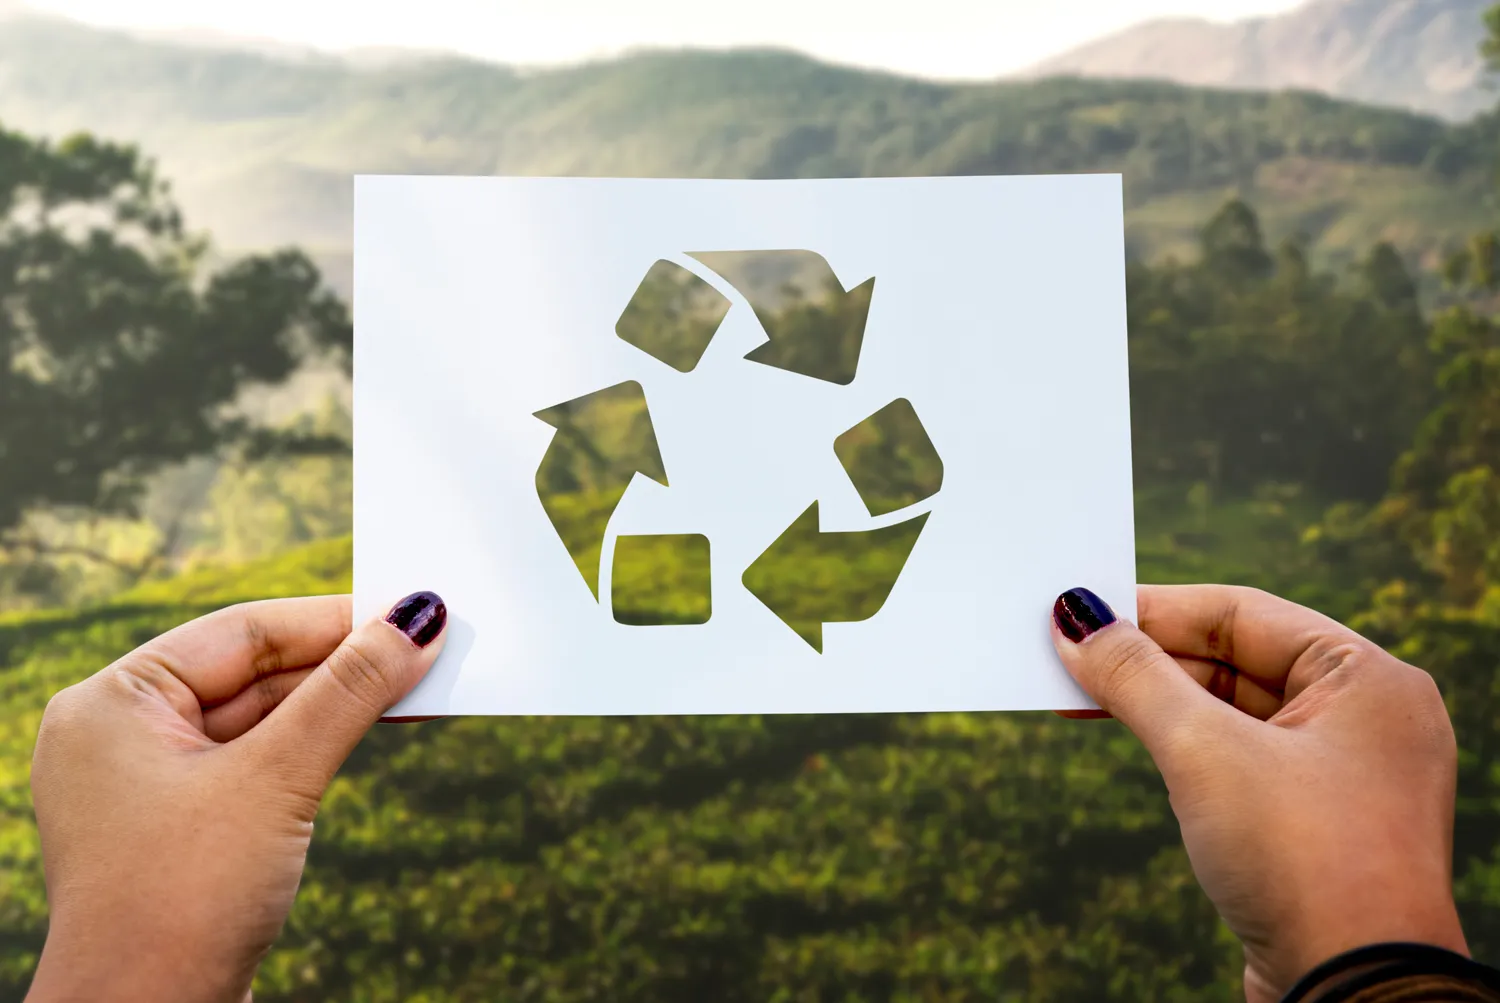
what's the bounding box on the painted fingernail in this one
[386,591,447,648]
[1053,587,1117,643]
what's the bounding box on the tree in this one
[1483,3,1500,71]
[1126,200,1429,502]
[1198,199,1272,282]
[0,125,348,538]
[1305,5,1500,958]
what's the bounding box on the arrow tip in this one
[739,273,873,386]
[803,622,825,654]
[743,502,825,651]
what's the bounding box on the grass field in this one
[0,485,1351,1000]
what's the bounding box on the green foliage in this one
[1138,481,1360,620]
[1129,201,1430,501]
[834,398,944,518]
[1306,226,1500,960]
[1485,3,1500,72]
[741,272,873,387]
[189,400,353,566]
[1354,306,1500,605]
[113,536,354,608]
[742,505,928,652]
[612,533,712,626]
[0,120,349,535]
[1470,232,1500,291]
[614,261,731,374]
[0,398,353,611]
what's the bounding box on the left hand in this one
[25,591,447,1003]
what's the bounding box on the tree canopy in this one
[0,125,347,534]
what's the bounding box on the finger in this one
[201,668,314,743]
[1172,654,1283,721]
[1137,584,1359,694]
[1052,587,1228,767]
[131,595,352,707]
[243,591,447,797]
[1056,657,1282,721]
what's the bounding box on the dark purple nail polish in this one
[386,591,447,648]
[1053,587,1116,643]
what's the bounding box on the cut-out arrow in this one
[689,250,874,386]
[534,380,668,599]
[742,501,929,652]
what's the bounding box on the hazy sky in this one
[24,0,1307,78]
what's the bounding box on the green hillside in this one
[0,538,1251,1001]
[0,14,1496,294]
[0,467,1372,1002]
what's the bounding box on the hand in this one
[25,591,448,1003]
[1051,584,1467,1003]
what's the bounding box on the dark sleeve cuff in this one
[1282,943,1500,1002]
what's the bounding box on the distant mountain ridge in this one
[0,8,1493,300]
[1029,0,1494,122]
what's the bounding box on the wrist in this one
[27,937,163,1003]
[1240,888,1469,1001]
[27,927,251,1003]
[1280,942,1500,1003]
[1283,886,1469,989]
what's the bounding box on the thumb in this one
[246,590,448,797]
[1051,587,1221,768]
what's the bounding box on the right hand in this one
[1050,584,1468,1003]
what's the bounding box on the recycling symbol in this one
[533,250,944,652]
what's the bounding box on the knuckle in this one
[39,683,87,737]
[213,600,283,680]
[1204,586,1258,663]
[324,639,396,713]
[1303,633,1372,680]
[253,674,287,722]
[35,676,116,759]
[1093,632,1159,708]
[243,618,283,681]
[1396,658,1441,695]
[1396,664,1456,744]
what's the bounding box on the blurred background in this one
[2,0,1499,998]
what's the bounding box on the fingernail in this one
[386,591,447,648]
[1053,587,1116,643]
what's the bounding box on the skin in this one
[25,594,446,1003]
[1052,584,1467,1003]
[21,584,1465,1001]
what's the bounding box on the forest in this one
[3,11,1500,1003]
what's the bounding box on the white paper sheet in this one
[355,175,1135,716]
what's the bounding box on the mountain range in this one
[0,6,1493,299]
[1032,0,1494,121]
